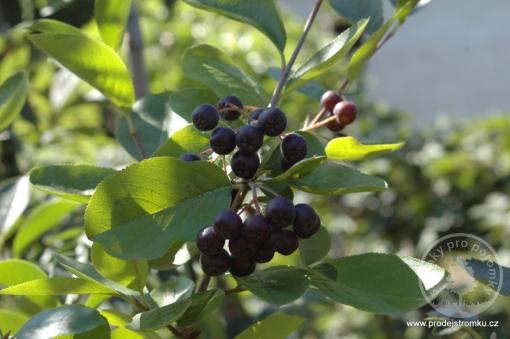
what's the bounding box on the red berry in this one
[320,90,342,112]
[333,101,357,125]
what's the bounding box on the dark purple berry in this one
[268,230,284,252]
[276,230,299,256]
[253,241,275,263]
[231,151,260,179]
[281,158,294,172]
[230,258,256,277]
[236,125,263,153]
[281,133,307,164]
[320,90,342,112]
[192,104,219,131]
[229,237,258,260]
[180,153,201,162]
[218,95,243,121]
[210,127,236,155]
[249,108,264,121]
[292,204,321,239]
[266,196,295,228]
[214,209,243,240]
[333,101,357,125]
[196,226,224,255]
[244,215,270,245]
[258,108,287,136]
[200,250,231,276]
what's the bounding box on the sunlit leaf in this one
[0,71,28,132]
[325,136,404,161]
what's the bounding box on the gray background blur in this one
[281,0,510,126]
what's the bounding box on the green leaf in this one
[289,161,387,195]
[0,277,118,296]
[0,259,57,310]
[54,253,140,297]
[182,0,286,54]
[16,305,109,339]
[86,157,231,260]
[149,277,195,307]
[347,1,419,81]
[457,258,510,296]
[235,313,305,339]
[299,226,331,266]
[29,165,116,203]
[183,44,269,106]
[0,176,30,236]
[325,136,404,161]
[13,199,79,257]
[115,92,185,160]
[168,88,218,122]
[0,71,28,132]
[27,19,135,107]
[91,243,148,292]
[287,19,368,91]
[310,253,447,315]
[329,0,383,34]
[177,289,224,327]
[263,157,327,183]
[237,266,309,306]
[153,125,210,158]
[95,0,132,49]
[127,299,192,331]
[0,309,28,334]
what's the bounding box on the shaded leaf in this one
[235,313,305,339]
[177,289,224,327]
[153,124,210,158]
[299,226,331,266]
[325,136,404,161]
[29,164,116,203]
[95,0,132,49]
[28,19,135,107]
[183,44,269,106]
[0,176,30,236]
[263,157,326,183]
[461,258,510,296]
[149,277,195,307]
[182,0,286,54]
[168,88,218,122]
[289,161,387,195]
[0,71,28,132]
[0,309,28,335]
[127,299,192,331]
[86,157,231,260]
[237,266,309,306]
[329,0,383,34]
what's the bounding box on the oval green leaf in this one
[329,0,383,34]
[183,44,269,106]
[177,289,224,327]
[299,226,331,266]
[154,124,210,158]
[0,277,118,296]
[127,299,192,332]
[0,176,30,236]
[168,88,218,122]
[29,165,116,203]
[289,161,387,195]
[182,0,286,54]
[325,136,404,161]
[235,313,305,339]
[86,157,231,260]
[149,277,195,307]
[237,266,309,306]
[95,0,133,49]
[0,71,28,132]
[27,19,135,107]
[0,309,28,335]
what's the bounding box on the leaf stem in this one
[268,0,324,108]
[126,113,147,159]
[224,286,247,295]
[249,183,261,214]
[198,274,211,292]
[301,114,337,132]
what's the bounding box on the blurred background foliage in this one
[0,0,508,338]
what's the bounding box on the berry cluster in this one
[320,90,358,132]
[196,196,321,277]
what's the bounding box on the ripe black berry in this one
[253,241,275,263]
[276,230,299,256]
[236,125,263,153]
[192,104,219,131]
[244,215,270,245]
[200,250,231,276]
[196,226,224,255]
[231,151,260,179]
[218,95,243,121]
[281,133,307,164]
[214,209,243,240]
[266,196,295,228]
[281,158,293,172]
[229,237,258,259]
[292,204,321,239]
[249,108,264,122]
[333,101,357,125]
[320,90,342,112]
[258,108,287,136]
[210,127,236,155]
[230,258,256,277]
[180,153,201,162]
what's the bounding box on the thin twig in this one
[268,0,324,108]
[224,286,247,295]
[198,275,211,292]
[127,3,149,99]
[231,185,249,211]
[126,114,147,159]
[309,107,327,127]
[301,115,337,132]
[249,183,261,214]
